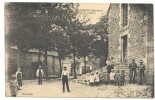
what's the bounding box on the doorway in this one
[121,35,128,62]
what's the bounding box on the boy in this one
[10,74,18,97]
[109,69,115,85]
[120,70,125,86]
[114,70,120,86]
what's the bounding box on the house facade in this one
[107,4,154,83]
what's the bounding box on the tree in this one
[76,31,93,74]
[6,3,79,79]
[50,24,70,77]
[91,15,109,67]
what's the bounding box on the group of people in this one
[86,57,146,87]
[9,58,146,97]
[9,66,44,97]
[106,57,146,86]
[129,59,146,85]
[89,71,100,86]
[9,66,71,97]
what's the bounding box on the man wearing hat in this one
[36,66,44,85]
[129,59,137,84]
[138,60,146,85]
[61,66,71,93]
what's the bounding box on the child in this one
[120,70,125,86]
[109,69,115,85]
[10,74,18,97]
[94,71,100,86]
[104,71,110,85]
[89,72,95,86]
[15,67,22,90]
[114,70,120,86]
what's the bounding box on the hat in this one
[39,66,41,68]
[132,58,135,60]
[140,60,143,63]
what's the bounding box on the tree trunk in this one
[38,50,41,61]
[73,45,77,79]
[58,58,62,78]
[52,57,55,75]
[84,56,87,74]
[44,49,49,80]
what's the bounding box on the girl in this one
[15,68,22,90]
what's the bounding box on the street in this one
[5,79,153,98]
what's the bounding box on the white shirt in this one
[95,74,100,82]
[89,75,95,83]
[106,60,111,66]
[90,66,93,70]
[36,69,44,77]
[110,72,115,80]
[61,70,69,79]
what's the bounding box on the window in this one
[122,4,128,27]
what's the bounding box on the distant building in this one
[107,4,153,83]
[6,48,60,80]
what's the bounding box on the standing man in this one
[129,59,137,84]
[15,67,22,90]
[36,66,44,85]
[61,67,71,93]
[138,60,146,85]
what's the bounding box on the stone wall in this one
[108,3,121,63]
[6,48,60,80]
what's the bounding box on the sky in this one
[78,3,110,24]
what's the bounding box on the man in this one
[36,66,44,85]
[138,60,145,85]
[61,67,71,93]
[129,59,137,84]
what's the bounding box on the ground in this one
[5,79,153,98]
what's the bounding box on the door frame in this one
[121,35,128,62]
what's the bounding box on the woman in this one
[61,67,71,93]
[15,67,22,90]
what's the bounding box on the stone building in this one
[107,4,153,83]
[6,48,60,80]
